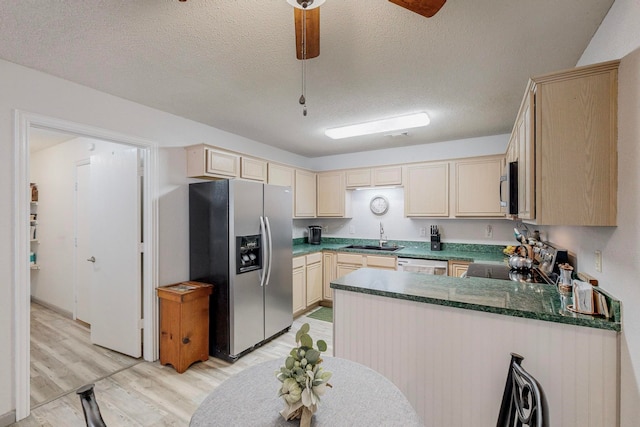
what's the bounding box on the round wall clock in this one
[370,195,389,215]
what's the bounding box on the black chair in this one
[76,384,107,427]
[497,353,549,427]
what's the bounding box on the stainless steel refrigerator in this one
[189,180,293,362]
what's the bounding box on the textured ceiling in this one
[0,0,614,157]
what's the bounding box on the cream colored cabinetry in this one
[292,256,307,315]
[294,169,316,218]
[345,166,403,188]
[512,60,619,225]
[186,144,240,179]
[317,171,351,217]
[404,162,449,217]
[322,252,336,301]
[503,134,518,217]
[306,253,323,306]
[448,260,470,277]
[453,156,505,217]
[373,166,402,186]
[240,157,267,182]
[335,252,396,278]
[268,163,295,187]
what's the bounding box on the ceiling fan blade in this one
[294,7,320,60]
[388,0,446,18]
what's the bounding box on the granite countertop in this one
[330,268,621,332]
[292,238,507,264]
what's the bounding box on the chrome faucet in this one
[379,222,387,247]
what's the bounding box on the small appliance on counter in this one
[430,225,441,251]
[308,225,322,245]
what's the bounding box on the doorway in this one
[13,111,158,421]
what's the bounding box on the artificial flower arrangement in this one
[276,323,332,426]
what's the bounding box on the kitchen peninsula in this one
[331,268,620,426]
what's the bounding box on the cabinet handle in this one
[86,256,96,263]
[182,337,190,344]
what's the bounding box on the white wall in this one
[294,187,516,245]
[29,137,127,314]
[548,2,640,425]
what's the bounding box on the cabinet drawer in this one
[292,256,306,269]
[306,252,322,265]
[365,255,396,269]
[336,253,364,265]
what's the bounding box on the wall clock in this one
[370,195,389,215]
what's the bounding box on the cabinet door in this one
[322,252,336,301]
[345,169,372,188]
[317,171,347,217]
[240,157,267,182]
[294,169,316,218]
[454,156,505,217]
[404,162,449,217]
[517,89,535,220]
[364,255,397,270]
[373,166,402,186]
[448,260,470,277]
[336,264,360,278]
[292,264,306,315]
[306,261,323,305]
[268,163,295,187]
[206,148,239,177]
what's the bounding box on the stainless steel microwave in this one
[500,161,518,215]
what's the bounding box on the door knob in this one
[87,256,96,263]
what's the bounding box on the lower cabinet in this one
[336,252,397,278]
[323,252,337,301]
[292,253,323,316]
[448,260,471,277]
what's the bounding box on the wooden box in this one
[157,281,213,373]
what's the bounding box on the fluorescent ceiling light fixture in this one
[325,112,430,139]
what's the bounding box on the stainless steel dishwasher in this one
[397,258,448,275]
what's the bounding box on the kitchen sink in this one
[342,244,404,252]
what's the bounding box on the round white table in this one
[190,357,423,426]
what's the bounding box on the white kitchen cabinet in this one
[345,169,372,188]
[186,144,240,179]
[404,162,449,217]
[322,252,336,301]
[240,157,267,182]
[292,256,307,315]
[294,169,316,218]
[453,156,505,217]
[305,253,323,306]
[317,171,351,217]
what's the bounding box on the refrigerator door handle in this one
[265,216,273,286]
[259,216,267,287]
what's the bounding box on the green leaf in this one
[300,333,313,349]
[317,340,327,352]
[296,323,310,342]
[305,348,320,364]
[285,356,295,370]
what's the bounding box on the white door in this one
[75,162,91,324]
[89,145,142,357]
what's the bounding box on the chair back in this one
[497,353,549,427]
[76,383,107,427]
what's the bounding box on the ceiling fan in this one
[286,0,447,60]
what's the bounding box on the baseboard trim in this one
[0,410,16,427]
[30,296,73,319]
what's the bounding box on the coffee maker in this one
[308,225,322,245]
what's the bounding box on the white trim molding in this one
[12,111,159,421]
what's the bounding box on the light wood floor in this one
[29,302,140,407]
[15,306,333,426]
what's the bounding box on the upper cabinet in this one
[404,162,449,217]
[317,171,351,217]
[267,163,295,187]
[294,169,317,218]
[512,60,619,226]
[186,144,239,179]
[240,157,267,182]
[453,156,505,217]
[345,166,403,189]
